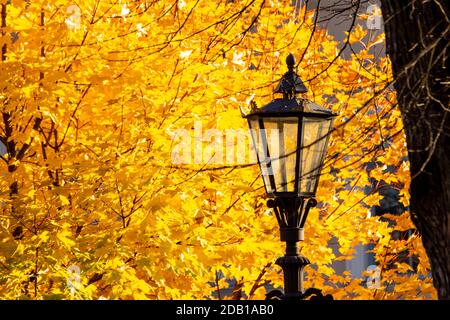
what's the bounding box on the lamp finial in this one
[274,53,307,98]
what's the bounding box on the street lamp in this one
[241,54,337,300]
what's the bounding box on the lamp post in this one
[241,54,337,300]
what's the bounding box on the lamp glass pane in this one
[300,118,332,194]
[248,118,274,194]
[262,117,298,193]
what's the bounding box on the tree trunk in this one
[380,1,450,299]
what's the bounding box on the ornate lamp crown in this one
[274,53,307,99]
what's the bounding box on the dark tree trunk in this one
[380,1,450,299]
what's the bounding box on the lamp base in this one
[265,288,334,300]
[270,247,334,300]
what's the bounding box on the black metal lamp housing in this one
[244,54,336,199]
[242,54,337,300]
